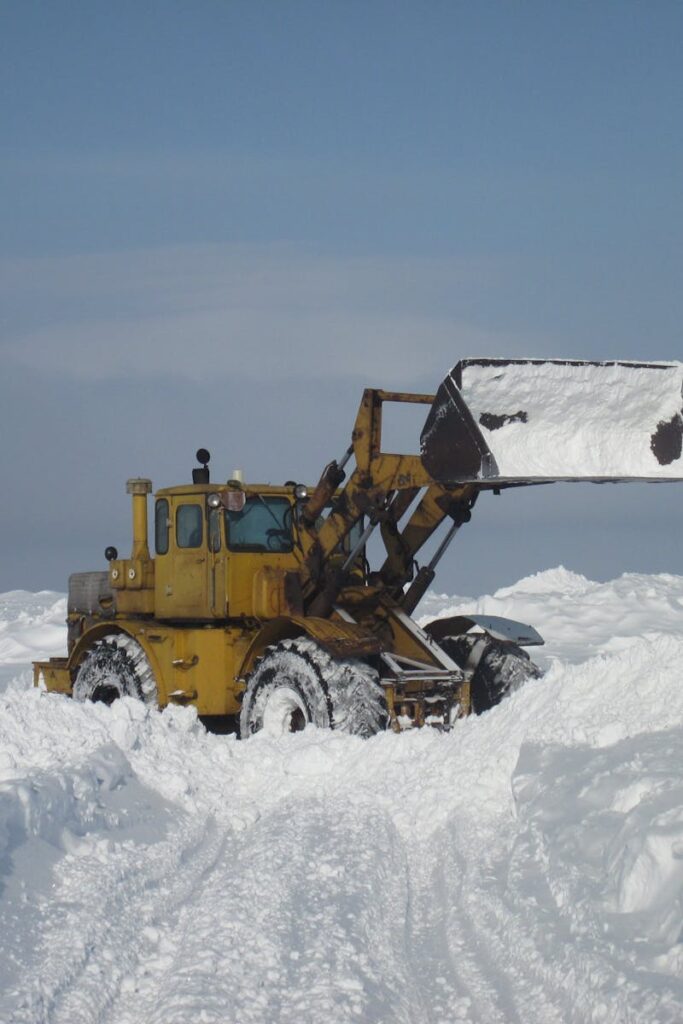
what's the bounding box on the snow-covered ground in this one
[1,570,683,1023]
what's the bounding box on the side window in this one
[155,499,169,555]
[177,504,203,548]
[208,508,222,553]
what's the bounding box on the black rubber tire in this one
[72,634,158,706]
[239,637,387,739]
[438,634,542,715]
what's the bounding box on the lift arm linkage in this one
[299,389,476,610]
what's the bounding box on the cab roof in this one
[155,483,305,498]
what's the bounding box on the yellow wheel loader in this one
[34,359,683,735]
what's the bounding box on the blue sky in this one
[1,1,682,593]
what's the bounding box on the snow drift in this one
[1,570,683,1023]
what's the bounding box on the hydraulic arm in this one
[298,389,478,616]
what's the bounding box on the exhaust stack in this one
[126,478,152,560]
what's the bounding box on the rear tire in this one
[73,634,158,706]
[240,637,387,739]
[439,634,541,714]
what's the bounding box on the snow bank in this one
[1,573,683,1023]
[514,733,683,954]
[420,565,683,666]
[0,591,66,694]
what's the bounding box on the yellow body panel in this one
[37,620,254,716]
[33,658,70,693]
[35,610,389,717]
[229,552,299,617]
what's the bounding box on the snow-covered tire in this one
[73,634,158,706]
[438,634,542,715]
[240,637,387,739]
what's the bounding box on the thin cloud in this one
[1,243,533,385]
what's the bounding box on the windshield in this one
[225,496,293,553]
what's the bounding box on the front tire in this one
[73,634,158,706]
[240,637,386,739]
[438,634,542,714]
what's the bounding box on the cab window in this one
[155,499,169,555]
[226,496,293,553]
[177,504,203,548]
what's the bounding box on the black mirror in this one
[193,448,211,484]
[105,546,118,562]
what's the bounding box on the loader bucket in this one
[421,358,683,484]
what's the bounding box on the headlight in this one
[294,484,308,500]
[207,493,222,508]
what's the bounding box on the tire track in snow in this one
[396,817,568,1024]
[436,829,566,1024]
[104,800,421,1024]
[431,806,683,1024]
[399,849,483,1024]
[7,805,228,1024]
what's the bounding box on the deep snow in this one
[1,571,683,1023]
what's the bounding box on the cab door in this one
[155,498,211,619]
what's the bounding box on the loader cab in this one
[153,483,302,621]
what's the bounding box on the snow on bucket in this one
[421,358,683,484]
